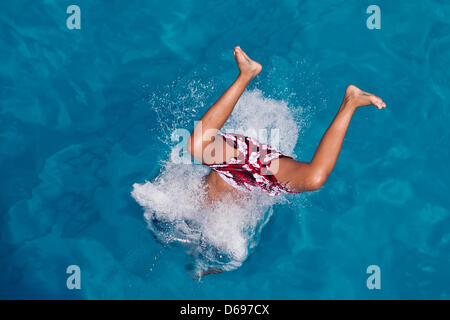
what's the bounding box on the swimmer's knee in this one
[308,170,328,191]
[288,162,328,192]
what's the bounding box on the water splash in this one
[132,86,302,275]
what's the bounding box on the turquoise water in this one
[1,0,449,299]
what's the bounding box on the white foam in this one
[132,88,301,273]
[222,89,299,156]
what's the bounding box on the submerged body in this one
[133,46,386,279]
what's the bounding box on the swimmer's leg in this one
[276,85,386,192]
[188,46,262,162]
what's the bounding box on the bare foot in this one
[344,85,386,109]
[233,46,262,79]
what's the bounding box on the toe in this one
[376,99,385,109]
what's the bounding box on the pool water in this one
[1,0,449,299]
